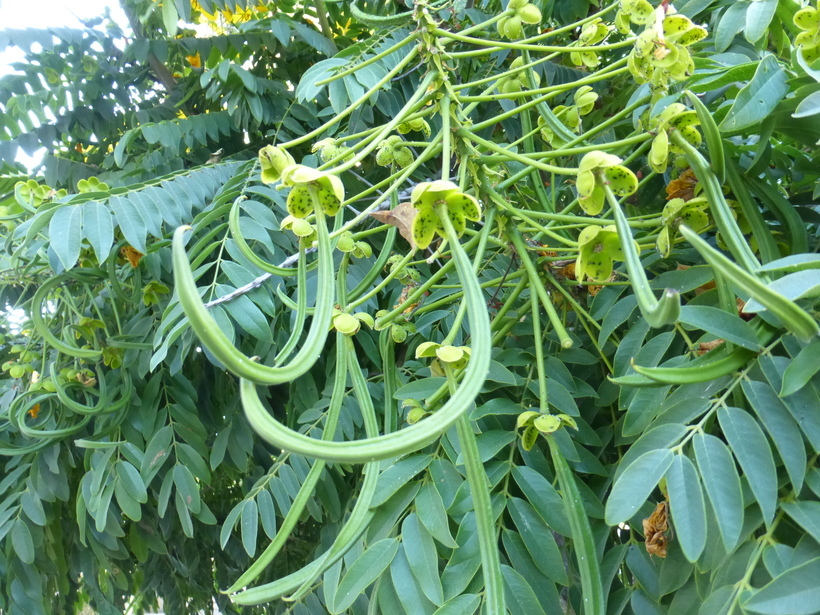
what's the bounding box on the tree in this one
[1,0,820,613]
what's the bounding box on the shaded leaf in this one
[666,455,707,562]
[717,406,777,525]
[605,449,674,525]
[693,433,743,551]
[402,515,444,606]
[332,538,399,613]
[742,379,806,492]
[720,55,788,133]
[82,201,114,263]
[743,557,820,614]
[49,205,83,269]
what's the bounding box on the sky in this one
[0,0,127,168]
[0,0,124,31]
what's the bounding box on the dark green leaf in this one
[109,195,148,253]
[511,466,572,536]
[115,478,143,522]
[431,594,481,615]
[115,460,148,504]
[141,425,173,483]
[720,55,788,133]
[20,491,46,526]
[781,340,820,396]
[507,497,567,585]
[240,499,258,557]
[441,513,480,601]
[416,483,458,548]
[391,544,437,615]
[744,0,777,43]
[175,490,194,538]
[173,464,201,514]
[256,489,277,540]
[501,564,547,615]
[782,501,820,546]
[371,454,432,508]
[11,519,34,564]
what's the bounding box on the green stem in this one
[604,184,681,328]
[508,226,573,349]
[282,46,419,149]
[461,128,577,175]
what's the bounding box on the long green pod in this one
[274,242,308,365]
[724,160,779,264]
[239,209,492,463]
[107,246,142,305]
[227,334,348,592]
[285,335,383,602]
[605,185,680,328]
[548,437,605,615]
[12,393,92,440]
[671,131,760,273]
[171,198,335,385]
[614,347,757,386]
[229,198,299,277]
[744,173,809,255]
[522,50,578,146]
[679,225,819,341]
[379,329,398,434]
[232,336,381,605]
[508,226,574,348]
[454,411,505,614]
[32,272,105,360]
[49,363,131,416]
[685,90,725,184]
[348,226,396,303]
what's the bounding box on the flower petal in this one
[445,192,481,221]
[412,207,439,250]
[287,185,314,218]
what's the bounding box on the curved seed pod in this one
[671,131,760,272]
[107,243,143,304]
[231,336,381,604]
[679,225,819,341]
[228,200,299,276]
[239,206,492,463]
[49,363,131,416]
[32,273,105,360]
[624,348,756,385]
[172,193,335,385]
[548,438,605,614]
[12,392,93,440]
[605,185,681,327]
[685,90,725,184]
[227,333,349,592]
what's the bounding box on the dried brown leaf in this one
[642,501,669,558]
[370,202,419,249]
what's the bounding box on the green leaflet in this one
[693,433,743,552]
[666,455,707,562]
[717,406,778,525]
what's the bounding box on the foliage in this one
[1,0,820,614]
